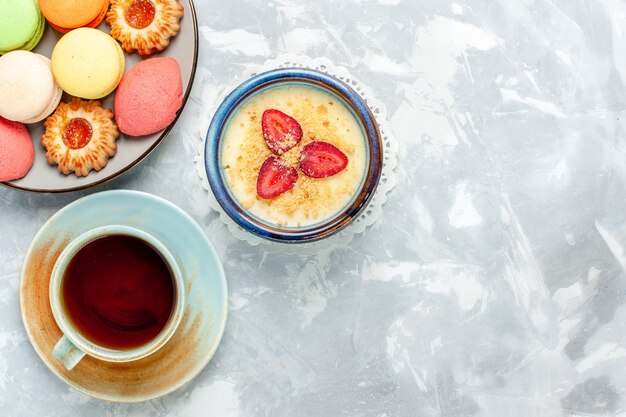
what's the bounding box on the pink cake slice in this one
[0,116,34,182]
[114,57,183,137]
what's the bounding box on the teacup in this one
[49,225,185,371]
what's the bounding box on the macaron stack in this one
[0,0,45,54]
[51,28,125,99]
[38,0,109,33]
[0,51,62,124]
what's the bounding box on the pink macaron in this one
[0,116,34,182]
[114,57,183,137]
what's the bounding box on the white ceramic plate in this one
[2,0,198,193]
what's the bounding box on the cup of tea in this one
[49,225,186,370]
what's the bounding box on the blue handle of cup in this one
[52,335,86,371]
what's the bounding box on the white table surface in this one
[3,0,626,415]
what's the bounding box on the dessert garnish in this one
[255,109,350,199]
[256,156,298,199]
[261,109,303,155]
[299,141,348,178]
[125,0,156,29]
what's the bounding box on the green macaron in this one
[0,0,45,55]
[21,3,45,52]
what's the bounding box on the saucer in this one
[19,190,228,402]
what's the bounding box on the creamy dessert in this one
[220,83,368,228]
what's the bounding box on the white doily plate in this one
[194,55,398,254]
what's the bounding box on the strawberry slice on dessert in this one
[257,156,299,199]
[261,109,303,155]
[299,141,349,178]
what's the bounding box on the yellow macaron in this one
[51,28,125,99]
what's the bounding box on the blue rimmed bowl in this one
[204,68,383,243]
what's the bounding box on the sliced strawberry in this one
[299,141,349,178]
[257,156,298,199]
[261,109,303,155]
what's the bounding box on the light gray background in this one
[2,0,626,415]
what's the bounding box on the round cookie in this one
[0,116,34,182]
[39,0,109,32]
[0,51,62,123]
[114,57,182,136]
[42,98,119,177]
[51,28,125,99]
[107,0,184,55]
[0,0,42,54]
